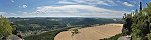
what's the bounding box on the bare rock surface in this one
[7,35,23,40]
[54,24,123,40]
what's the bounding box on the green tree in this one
[122,1,151,40]
[0,15,13,39]
[70,28,79,36]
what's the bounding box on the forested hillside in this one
[8,18,118,33]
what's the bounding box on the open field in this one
[54,24,123,40]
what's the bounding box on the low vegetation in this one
[101,33,123,40]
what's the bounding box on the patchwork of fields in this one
[54,24,123,40]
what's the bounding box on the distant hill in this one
[8,17,121,33]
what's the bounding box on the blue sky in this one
[0,0,150,18]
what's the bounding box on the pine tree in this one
[0,15,13,39]
[123,1,151,40]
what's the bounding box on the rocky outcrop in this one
[7,35,24,40]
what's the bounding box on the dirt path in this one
[54,24,123,40]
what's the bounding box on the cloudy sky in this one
[0,0,150,18]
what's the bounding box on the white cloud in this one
[11,0,14,2]
[58,1,78,4]
[0,5,130,18]
[96,1,111,6]
[2,5,129,18]
[0,12,6,15]
[23,5,28,8]
[123,2,134,7]
[131,10,135,12]
[31,5,129,18]
[0,12,17,17]
[58,0,117,6]
[19,5,28,8]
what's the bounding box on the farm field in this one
[54,24,123,40]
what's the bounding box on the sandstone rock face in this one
[55,24,123,40]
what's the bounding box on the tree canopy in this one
[123,2,151,40]
[0,15,13,38]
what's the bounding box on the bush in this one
[100,33,123,40]
[0,16,13,39]
[148,33,151,40]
